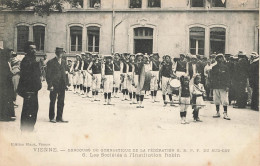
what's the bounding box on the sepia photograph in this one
[0,0,259,166]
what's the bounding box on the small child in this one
[179,75,190,124]
[191,74,205,122]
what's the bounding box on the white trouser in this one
[104,75,113,93]
[134,74,145,95]
[162,76,172,95]
[68,73,73,86]
[113,71,121,88]
[72,72,78,85]
[83,70,92,87]
[176,71,187,78]
[150,71,159,91]
[127,73,135,93]
[92,74,101,91]
[213,89,229,106]
[121,73,128,89]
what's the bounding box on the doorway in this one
[134,39,153,54]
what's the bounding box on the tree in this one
[1,0,83,16]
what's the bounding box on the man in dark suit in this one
[46,47,68,123]
[17,41,42,131]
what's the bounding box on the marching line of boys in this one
[66,52,230,124]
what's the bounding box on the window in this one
[129,0,142,8]
[211,0,226,7]
[148,0,160,7]
[87,26,100,52]
[0,0,4,7]
[89,0,101,8]
[17,26,29,52]
[71,0,83,8]
[189,27,205,55]
[210,27,226,54]
[134,27,153,39]
[33,26,45,51]
[191,0,205,7]
[70,26,82,52]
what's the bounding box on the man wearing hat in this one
[102,55,114,105]
[211,53,231,120]
[87,54,102,101]
[233,52,249,108]
[188,55,198,79]
[150,53,160,103]
[46,47,68,123]
[17,41,42,131]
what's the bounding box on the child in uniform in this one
[179,75,190,124]
[190,74,205,122]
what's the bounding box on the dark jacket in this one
[46,57,66,90]
[234,58,249,84]
[17,56,42,98]
[210,62,230,89]
[0,51,15,119]
[249,60,259,88]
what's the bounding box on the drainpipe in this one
[111,0,115,54]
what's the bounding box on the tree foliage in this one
[1,0,83,16]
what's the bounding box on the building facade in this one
[0,0,259,59]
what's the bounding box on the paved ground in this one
[0,82,259,166]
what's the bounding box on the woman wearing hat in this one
[82,53,93,98]
[127,54,136,104]
[112,53,121,98]
[143,54,152,98]
[174,54,188,78]
[87,54,102,102]
[71,54,82,94]
[133,53,145,108]
[120,54,129,101]
[160,55,176,106]
[102,55,114,105]
[150,53,160,103]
